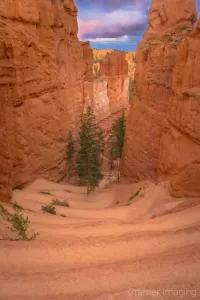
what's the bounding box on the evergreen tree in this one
[109,112,125,182]
[77,106,104,194]
[66,130,75,182]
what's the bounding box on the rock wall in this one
[125,51,136,80]
[93,51,129,131]
[121,0,197,195]
[89,51,129,169]
[0,100,12,199]
[0,0,93,199]
[159,19,200,197]
[93,49,135,80]
[92,50,133,124]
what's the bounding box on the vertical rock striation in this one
[159,19,200,197]
[0,0,93,199]
[93,49,136,80]
[122,0,197,190]
[0,99,12,199]
[93,51,129,131]
[125,51,136,80]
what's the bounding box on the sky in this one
[76,0,200,52]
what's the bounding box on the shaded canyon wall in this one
[159,19,200,197]
[122,0,199,197]
[92,51,129,131]
[0,0,93,199]
[0,1,130,199]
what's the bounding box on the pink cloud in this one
[78,20,98,36]
[78,9,147,40]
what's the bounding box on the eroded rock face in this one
[159,20,200,197]
[125,51,136,80]
[93,49,135,80]
[99,51,128,77]
[0,0,93,199]
[93,49,113,76]
[86,51,129,169]
[93,51,129,131]
[0,100,12,199]
[121,0,197,191]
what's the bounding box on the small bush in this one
[12,185,23,191]
[52,199,69,207]
[60,214,67,218]
[13,202,23,211]
[42,205,56,215]
[10,213,38,240]
[39,191,52,195]
[125,189,141,206]
[128,189,141,201]
[0,203,39,241]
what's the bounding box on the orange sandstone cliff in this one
[0,102,12,199]
[122,0,198,196]
[125,51,136,80]
[93,49,136,79]
[0,0,93,199]
[93,49,113,60]
[159,19,200,197]
[93,51,129,131]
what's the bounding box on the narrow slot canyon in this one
[0,1,200,299]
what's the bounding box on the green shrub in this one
[125,189,141,206]
[60,214,67,218]
[39,191,52,195]
[0,203,39,241]
[128,189,141,201]
[42,205,56,215]
[13,202,23,211]
[52,199,69,207]
[12,185,23,191]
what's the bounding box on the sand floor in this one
[0,178,200,300]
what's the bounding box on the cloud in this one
[76,0,200,51]
[76,0,150,14]
[89,35,130,43]
[81,23,146,39]
[78,9,148,40]
[78,21,97,36]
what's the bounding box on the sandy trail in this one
[0,179,200,300]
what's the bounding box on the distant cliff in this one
[93,49,136,80]
[93,51,129,131]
